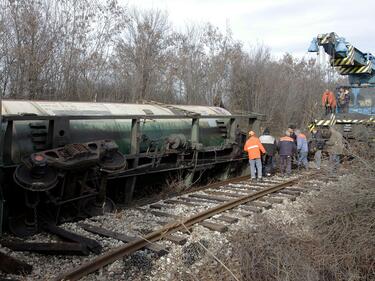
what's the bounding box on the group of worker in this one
[322,88,350,115]
[243,125,344,180]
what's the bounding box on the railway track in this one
[0,171,332,281]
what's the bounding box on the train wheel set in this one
[0,101,264,237]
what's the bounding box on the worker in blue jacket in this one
[295,129,309,169]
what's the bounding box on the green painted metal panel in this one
[0,101,239,164]
[69,118,226,155]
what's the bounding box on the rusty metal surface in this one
[54,172,316,281]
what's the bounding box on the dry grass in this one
[196,154,375,281]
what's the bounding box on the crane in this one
[307,32,374,145]
[308,32,375,87]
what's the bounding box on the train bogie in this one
[0,101,264,236]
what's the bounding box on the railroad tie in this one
[232,211,253,217]
[42,223,102,254]
[158,221,193,234]
[163,199,197,207]
[79,223,168,256]
[226,183,252,189]
[163,234,187,245]
[247,183,269,188]
[248,201,272,209]
[205,190,243,198]
[150,210,180,219]
[199,221,228,233]
[54,173,320,281]
[325,177,339,182]
[0,277,21,281]
[188,193,227,202]
[219,186,253,193]
[261,180,284,184]
[150,203,173,209]
[278,189,301,196]
[259,196,284,204]
[270,193,296,201]
[179,197,216,204]
[0,250,33,275]
[0,241,90,256]
[307,184,322,191]
[287,186,309,193]
[214,215,239,224]
[232,189,255,195]
[247,186,264,191]
[176,227,193,235]
[296,184,321,191]
[135,227,187,245]
[240,205,262,213]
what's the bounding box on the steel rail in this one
[54,172,316,281]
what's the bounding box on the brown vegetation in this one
[0,0,339,129]
[192,155,374,281]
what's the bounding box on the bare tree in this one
[114,8,171,102]
[1,0,60,99]
[0,2,336,130]
[0,0,124,100]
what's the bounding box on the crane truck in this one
[308,32,374,145]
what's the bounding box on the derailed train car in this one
[0,100,263,236]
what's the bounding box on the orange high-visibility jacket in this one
[322,91,337,107]
[243,136,266,160]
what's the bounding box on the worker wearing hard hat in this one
[244,131,266,181]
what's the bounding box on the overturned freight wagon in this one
[0,101,263,237]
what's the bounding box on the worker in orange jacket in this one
[243,131,266,181]
[322,89,337,115]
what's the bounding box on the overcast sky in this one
[124,0,374,59]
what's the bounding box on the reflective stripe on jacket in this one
[278,136,297,156]
[243,136,266,160]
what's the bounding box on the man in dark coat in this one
[310,128,325,169]
[278,130,297,176]
[259,128,277,176]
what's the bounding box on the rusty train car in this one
[0,100,263,237]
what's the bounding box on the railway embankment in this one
[194,160,375,281]
[1,154,373,281]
